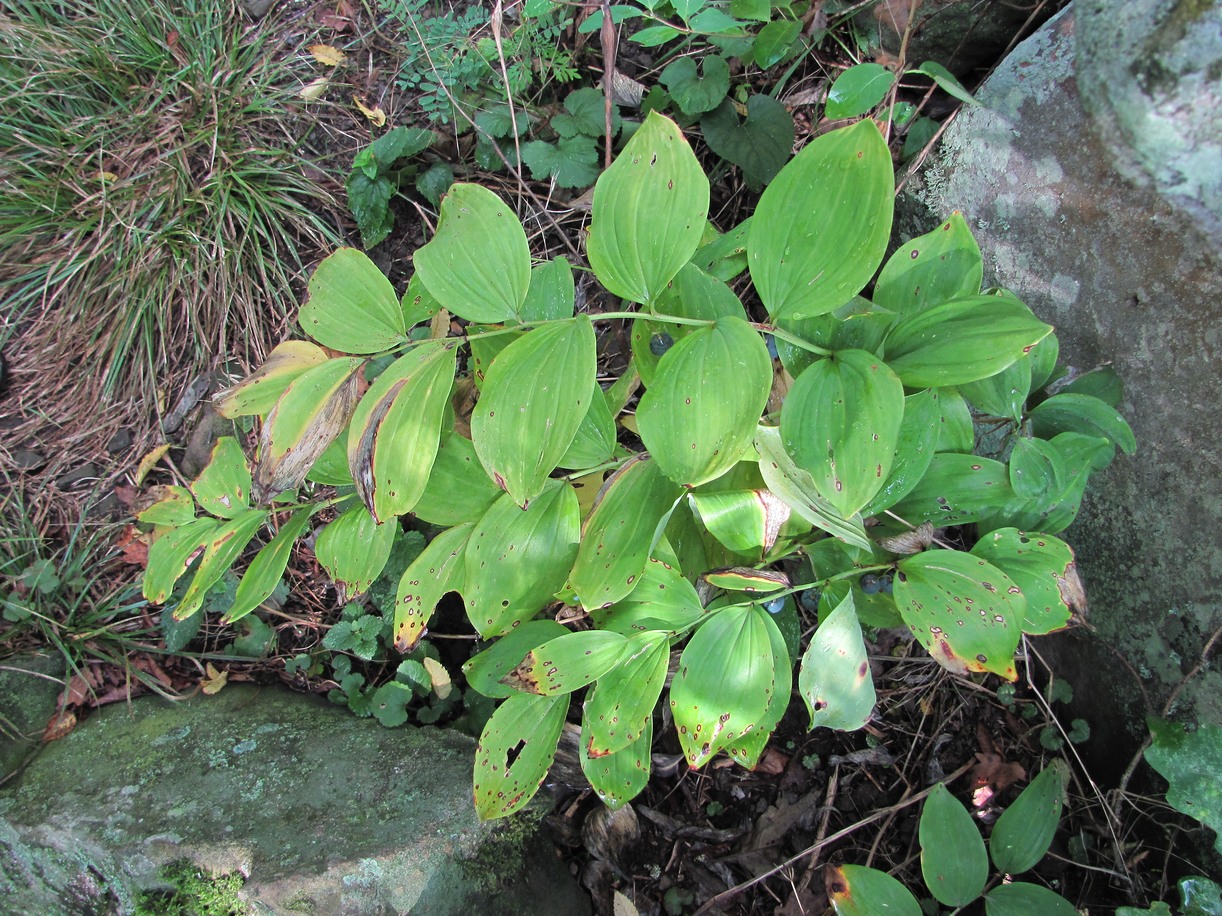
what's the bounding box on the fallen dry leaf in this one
[299,77,329,102]
[353,95,386,127]
[114,524,150,568]
[202,662,228,695]
[755,746,788,776]
[309,43,347,66]
[42,709,77,742]
[61,674,91,707]
[134,443,171,485]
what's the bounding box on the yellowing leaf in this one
[135,444,172,485]
[423,656,452,699]
[309,43,347,66]
[202,663,228,695]
[354,95,386,127]
[299,77,329,102]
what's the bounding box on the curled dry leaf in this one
[876,521,936,555]
[354,95,386,127]
[42,709,77,742]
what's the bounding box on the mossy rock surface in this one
[0,653,65,780]
[0,685,588,915]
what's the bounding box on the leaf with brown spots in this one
[799,591,876,731]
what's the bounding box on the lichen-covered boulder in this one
[896,6,1222,773]
[0,685,589,915]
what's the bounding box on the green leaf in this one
[638,315,772,487]
[960,356,1032,422]
[692,218,751,282]
[214,341,330,419]
[799,592,876,730]
[161,604,203,654]
[894,550,1024,680]
[580,719,652,809]
[688,8,746,33]
[971,529,1083,634]
[557,87,621,137]
[672,0,705,22]
[223,506,316,623]
[630,260,747,387]
[1058,365,1124,407]
[138,486,196,528]
[700,95,795,187]
[1179,876,1222,916]
[902,115,939,159]
[660,55,730,116]
[474,692,568,819]
[502,630,629,695]
[401,272,442,330]
[935,388,975,452]
[315,504,397,598]
[670,605,774,768]
[860,388,942,517]
[370,682,414,727]
[463,619,569,699]
[583,631,669,756]
[520,257,576,322]
[1028,392,1136,456]
[469,327,525,391]
[464,481,581,637]
[753,19,800,68]
[592,554,707,635]
[825,63,896,119]
[920,784,989,906]
[366,125,434,167]
[571,455,683,611]
[749,120,893,321]
[702,567,789,592]
[827,864,922,916]
[411,432,507,527]
[346,172,395,249]
[348,341,457,523]
[989,760,1068,874]
[471,316,597,507]
[882,295,1053,387]
[299,248,405,353]
[629,25,683,46]
[587,111,709,304]
[984,883,1078,916]
[717,607,791,767]
[413,183,532,323]
[781,349,906,518]
[559,380,618,470]
[393,522,473,653]
[688,488,791,557]
[753,426,872,549]
[915,60,980,106]
[1146,719,1222,855]
[323,613,383,660]
[174,509,268,620]
[522,135,601,189]
[730,0,768,20]
[873,213,983,316]
[252,357,364,501]
[891,453,1014,527]
[143,517,219,604]
[415,161,453,207]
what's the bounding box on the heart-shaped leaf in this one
[502,630,629,696]
[190,437,251,519]
[252,357,364,502]
[413,183,531,323]
[214,340,329,418]
[474,692,568,820]
[670,605,775,768]
[749,120,892,321]
[883,295,1053,388]
[798,592,876,730]
[315,504,397,598]
[571,454,682,611]
[781,349,906,518]
[587,111,709,304]
[464,482,581,637]
[700,95,795,187]
[873,213,983,317]
[471,316,596,507]
[393,522,473,653]
[299,248,405,353]
[971,529,1083,634]
[638,315,772,488]
[894,550,1024,680]
[660,54,730,115]
[583,631,670,757]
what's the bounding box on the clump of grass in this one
[0,0,341,401]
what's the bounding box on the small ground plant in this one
[140,113,1132,820]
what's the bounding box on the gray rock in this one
[0,685,589,915]
[0,654,65,780]
[1076,0,1222,246]
[897,6,1222,773]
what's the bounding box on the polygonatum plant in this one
[139,112,1133,820]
